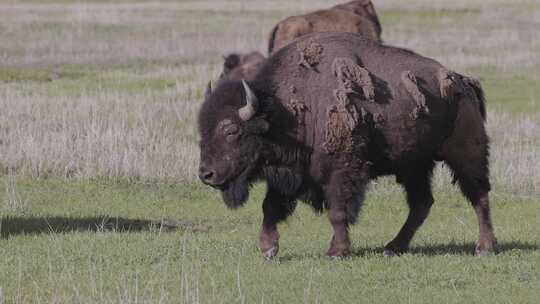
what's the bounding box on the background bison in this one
[220,1,382,84]
[268,0,382,54]
[199,32,496,259]
[219,51,266,82]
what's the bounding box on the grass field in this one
[0,0,539,303]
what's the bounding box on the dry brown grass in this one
[0,0,538,195]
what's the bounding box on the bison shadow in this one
[406,241,540,256]
[353,241,540,257]
[278,241,540,261]
[0,216,211,239]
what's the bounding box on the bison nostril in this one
[199,168,216,184]
[202,171,214,180]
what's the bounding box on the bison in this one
[219,51,266,82]
[198,32,496,259]
[268,0,382,54]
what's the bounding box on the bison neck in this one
[259,142,309,196]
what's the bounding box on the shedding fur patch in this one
[401,70,429,119]
[287,98,308,124]
[438,68,455,98]
[323,90,360,154]
[323,57,376,154]
[332,57,375,102]
[289,85,297,94]
[297,40,323,69]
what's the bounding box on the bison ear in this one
[204,81,212,99]
[238,80,259,121]
[223,54,241,71]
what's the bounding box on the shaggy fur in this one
[199,32,496,258]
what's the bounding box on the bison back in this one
[256,32,458,161]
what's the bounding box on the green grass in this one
[482,75,540,114]
[0,64,185,96]
[0,68,54,83]
[380,7,482,29]
[1,176,539,303]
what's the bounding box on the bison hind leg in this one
[440,138,496,255]
[384,162,435,256]
[443,153,497,256]
[437,85,496,255]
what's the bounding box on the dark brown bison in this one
[219,51,266,82]
[268,0,382,54]
[198,32,496,259]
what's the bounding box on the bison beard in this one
[221,180,248,208]
[220,170,250,208]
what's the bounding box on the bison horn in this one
[204,81,212,99]
[239,80,259,121]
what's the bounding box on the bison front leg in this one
[327,202,352,258]
[259,188,296,260]
[325,168,368,258]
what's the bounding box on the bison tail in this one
[267,24,279,55]
[464,77,487,121]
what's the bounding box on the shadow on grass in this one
[352,241,540,257]
[0,216,211,239]
[278,241,540,262]
[408,241,540,256]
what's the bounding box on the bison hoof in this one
[326,248,351,259]
[383,249,398,257]
[475,249,493,257]
[259,228,279,260]
[262,245,279,260]
[475,243,496,257]
[383,242,407,257]
[475,236,497,257]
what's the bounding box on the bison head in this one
[221,53,241,76]
[198,80,269,208]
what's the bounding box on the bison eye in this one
[224,124,241,142]
[223,124,239,136]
